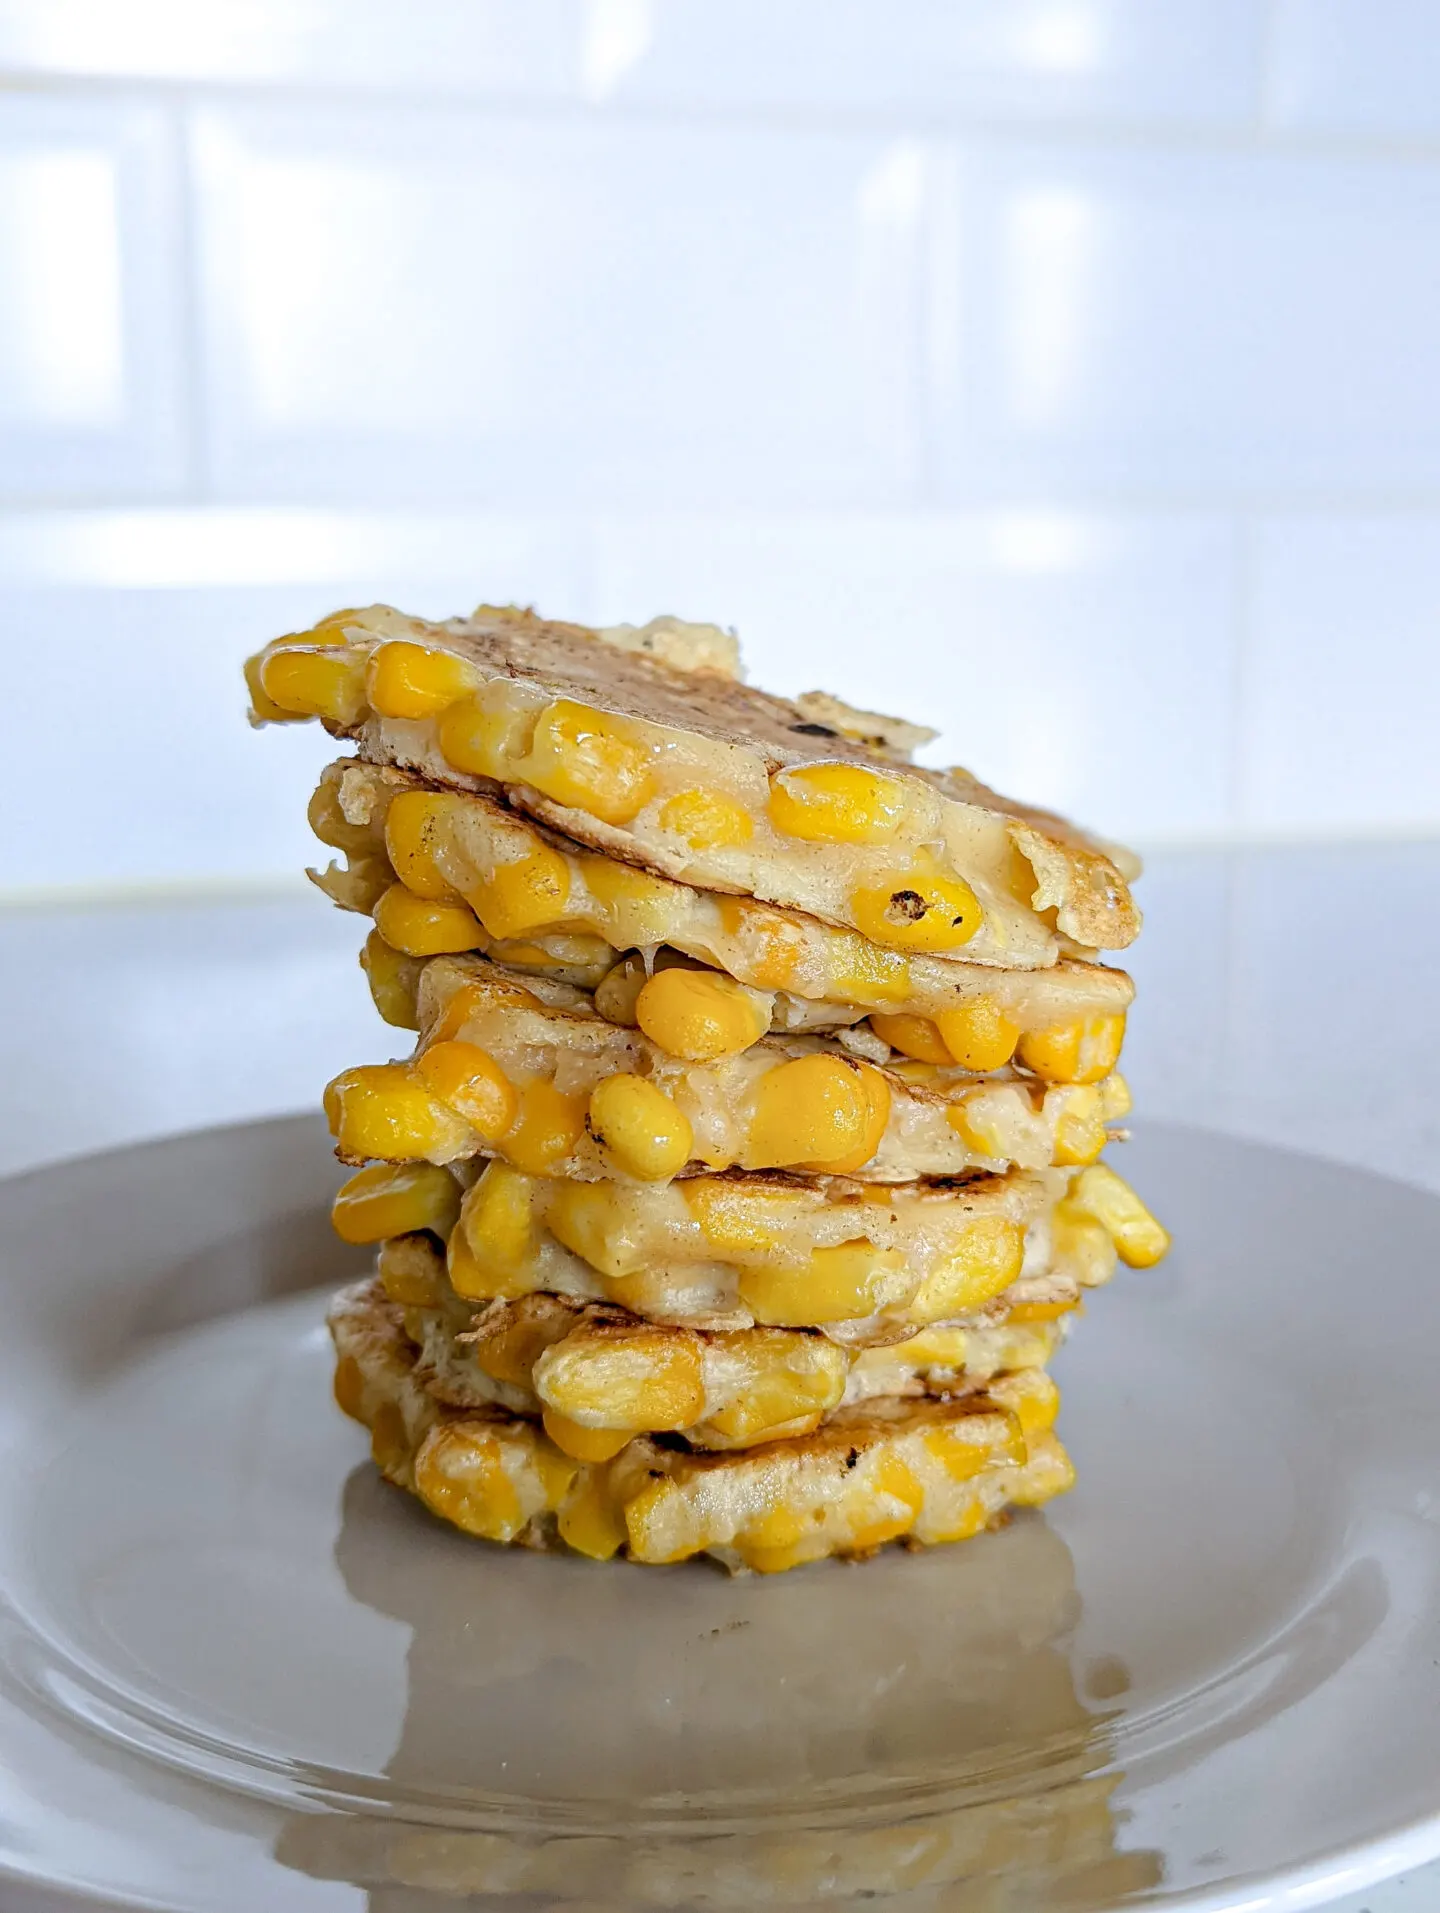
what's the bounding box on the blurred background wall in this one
[3,0,1439,899]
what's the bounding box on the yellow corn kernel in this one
[470,847,572,940]
[372,883,488,958]
[738,1537,832,1573]
[990,1370,1060,1438]
[257,645,369,725]
[659,788,754,851]
[331,1160,462,1244]
[923,1412,1023,1483]
[502,1080,586,1176]
[717,899,804,989]
[1101,1072,1132,1120]
[743,1054,888,1174]
[546,1180,635,1279]
[1049,1085,1107,1167]
[382,790,462,902]
[369,1402,410,1478]
[413,1424,525,1541]
[1017,1012,1126,1086]
[1067,1164,1170,1268]
[332,1352,365,1421]
[306,772,376,852]
[366,640,479,720]
[415,1040,518,1141]
[532,1439,580,1508]
[945,1089,1012,1161]
[846,1453,926,1551]
[558,1477,628,1560]
[1005,1297,1079,1324]
[703,1351,848,1445]
[635,968,767,1061]
[814,1063,893,1176]
[828,932,914,1008]
[912,1215,1026,1322]
[488,933,615,987]
[851,858,983,955]
[868,1012,951,1065]
[301,607,365,642]
[587,1074,694,1182]
[458,1162,541,1286]
[244,650,300,723]
[538,1329,706,1432]
[738,1244,908,1327]
[1051,1200,1118,1288]
[768,763,907,845]
[521,699,655,826]
[593,954,646,1027]
[359,929,422,1030]
[934,998,1021,1073]
[622,1476,694,1565]
[436,691,524,780]
[577,856,677,945]
[326,1064,474,1163]
[681,1177,797,1257]
[425,977,538,1045]
[376,1234,448,1308]
[468,1314,561,1389]
[924,1495,989,1546]
[540,1410,632,1463]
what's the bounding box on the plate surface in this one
[2,1117,1440,1913]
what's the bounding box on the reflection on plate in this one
[0,1117,1439,1912]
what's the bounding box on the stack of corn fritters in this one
[246,603,1167,1572]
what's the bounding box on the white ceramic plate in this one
[1,1117,1439,1913]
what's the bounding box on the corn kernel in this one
[990,1369,1060,1438]
[416,1040,518,1141]
[923,1412,1023,1483]
[847,1453,925,1550]
[851,857,983,954]
[331,1160,461,1244]
[307,772,376,852]
[540,1410,632,1463]
[558,1478,628,1559]
[587,1074,694,1181]
[326,1064,474,1163]
[413,1424,525,1541]
[376,1234,448,1308]
[1066,1164,1170,1268]
[258,645,369,726]
[360,930,422,1030]
[457,1163,540,1289]
[1005,1297,1078,1324]
[659,788,754,851]
[366,640,479,720]
[945,1089,1012,1161]
[369,1402,409,1478]
[244,651,300,723]
[717,899,804,989]
[911,1215,1025,1322]
[681,1178,796,1257]
[373,883,488,958]
[578,856,677,945]
[934,998,1021,1073]
[532,1439,580,1507]
[924,1495,989,1546]
[436,691,526,780]
[546,1180,634,1279]
[1050,1085,1107,1167]
[1101,1073,1132,1120]
[828,931,914,1007]
[383,790,462,902]
[469,1311,566,1389]
[1050,1201,1118,1288]
[521,699,655,825]
[743,1054,887,1174]
[333,1353,365,1420]
[593,955,646,1027]
[1017,1013,1126,1086]
[702,1349,848,1445]
[537,1329,706,1432]
[502,1080,586,1175]
[743,1503,809,1552]
[868,1012,951,1065]
[768,763,907,845]
[738,1537,830,1574]
[738,1243,908,1327]
[635,968,767,1061]
[471,847,572,940]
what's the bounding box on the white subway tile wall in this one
[0,0,1434,894]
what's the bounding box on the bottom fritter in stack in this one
[246,599,1169,1572]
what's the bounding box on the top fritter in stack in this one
[246,604,1168,1573]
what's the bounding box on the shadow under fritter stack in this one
[245,604,1168,1573]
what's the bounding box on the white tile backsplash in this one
[0,0,1265,125]
[929,142,1440,499]
[591,511,1238,845]
[0,94,188,501]
[1238,515,1440,837]
[1268,0,1440,140]
[190,105,922,508]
